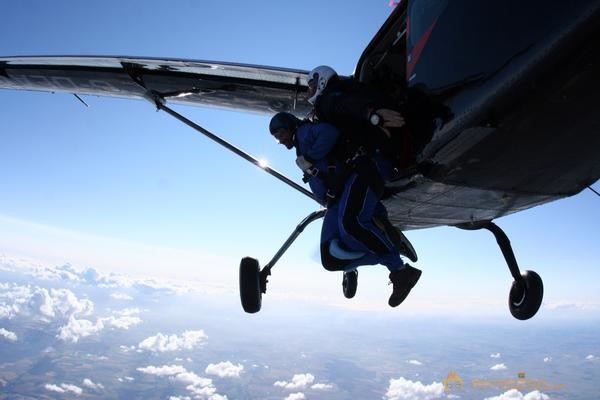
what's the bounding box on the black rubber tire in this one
[239,257,262,313]
[343,270,358,299]
[508,270,543,320]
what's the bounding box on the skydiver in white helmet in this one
[305,65,420,308]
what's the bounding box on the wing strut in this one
[119,62,315,202]
[147,92,317,202]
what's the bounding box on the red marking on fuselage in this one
[407,18,438,79]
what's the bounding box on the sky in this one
[1,0,599,319]
[1,2,599,399]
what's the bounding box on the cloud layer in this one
[274,373,315,390]
[484,389,550,400]
[273,373,334,394]
[0,327,17,341]
[138,330,207,352]
[137,364,226,400]
[45,383,83,395]
[205,361,244,378]
[0,280,143,342]
[385,377,444,400]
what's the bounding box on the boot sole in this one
[388,268,422,308]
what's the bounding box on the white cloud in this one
[56,307,142,342]
[543,356,552,363]
[491,363,508,371]
[2,260,229,302]
[169,397,192,400]
[0,327,17,341]
[104,314,142,329]
[586,354,596,360]
[0,283,35,319]
[44,383,83,395]
[82,378,104,391]
[1,281,142,342]
[384,377,444,400]
[284,393,305,400]
[491,353,501,358]
[57,316,104,343]
[408,359,423,365]
[119,345,136,353]
[311,383,333,390]
[0,284,93,322]
[60,383,83,395]
[33,287,94,319]
[172,370,213,388]
[0,304,12,319]
[274,373,315,390]
[102,308,142,330]
[137,365,187,377]
[138,330,207,352]
[274,373,332,392]
[484,389,550,400]
[137,364,223,400]
[205,361,244,378]
[111,292,133,300]
[31,264,86,283]
[45,384,66,393]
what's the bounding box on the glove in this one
[295,155,313,171]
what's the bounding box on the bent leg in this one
[338,172,397,256]
[320,202,384,271]
[337,172,404,271]
[320,203,352,271]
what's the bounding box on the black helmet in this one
[269,112,300,135]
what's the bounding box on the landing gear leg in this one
[239,209,326,313]
[456,221,544,320]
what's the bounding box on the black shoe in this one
[388,264,422,307]
[373,216,418,262]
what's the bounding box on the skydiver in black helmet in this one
[305,65,421,308]
[269,112,411,303]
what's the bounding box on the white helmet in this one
[307,65,337,104]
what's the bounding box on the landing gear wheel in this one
[239,257,262,313]
[343,270,358,299]
[508,270,543,320]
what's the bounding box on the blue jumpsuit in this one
[336,154,405,271]
[311,77,405,272]
[294,122,403,273]
[293,122,339,205]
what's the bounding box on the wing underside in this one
[2,54,597,232]
[383,177,556,230]
[0,56,311,116]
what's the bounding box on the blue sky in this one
[1,0,599,318]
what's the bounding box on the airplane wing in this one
[0,56,311,116]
